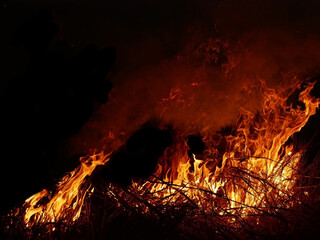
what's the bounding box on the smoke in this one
[62,0,320,152]
[4,0,320,158]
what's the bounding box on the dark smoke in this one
[96,122,173,186]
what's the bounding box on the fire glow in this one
[20,78,320,230]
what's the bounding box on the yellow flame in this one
[22,80,320,227]
[137,81,320,216]
[23,152,111,227]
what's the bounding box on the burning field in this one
[6,77,320,240]
[2,0,320,239]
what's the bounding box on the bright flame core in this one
[22,79,319,228]
[23,152,110,227]
[134,80,320,216]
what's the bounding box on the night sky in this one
[1,0,320,213]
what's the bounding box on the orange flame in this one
[23,152,111,227]
[21,79,319,228]
[135,80,320,217]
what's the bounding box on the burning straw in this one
[2,78,320,239]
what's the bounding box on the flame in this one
[21,78,319,228]
[23,152,111,227]
[135,80,320,217]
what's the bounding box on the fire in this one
[21,78,319,229]
[23,152,111,227]
[135,79,320,217]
